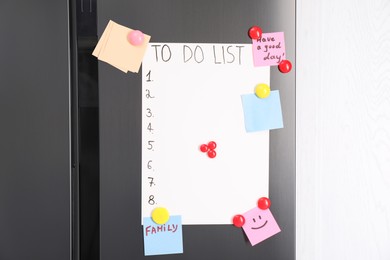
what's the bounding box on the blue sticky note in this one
[241,90,283,132]
[143,215,183,256]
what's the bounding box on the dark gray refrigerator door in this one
[97,1,295,260]
[0,1,71,260]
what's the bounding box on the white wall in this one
[297,0,390,259]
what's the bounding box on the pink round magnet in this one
[128,30,144,46]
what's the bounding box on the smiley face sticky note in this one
[233,197,281,246]
[143,215,183,256]
[241,207,281,246]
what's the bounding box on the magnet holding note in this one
[128,30,145,46]
[257,197,271,210]
[152,207,170,225]
[248,26,263,40]
[254,83,271,99]
[278,59,292,73]
[233,214,245,228]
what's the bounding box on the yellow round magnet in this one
[255,83,271,99]
[151,207,170,225]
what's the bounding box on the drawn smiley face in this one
[250,214,268,230]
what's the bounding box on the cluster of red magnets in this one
[200,141,217,159]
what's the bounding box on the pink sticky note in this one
[241,206,281,246]
[252,32,285,67]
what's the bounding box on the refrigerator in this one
[0,0,295,259]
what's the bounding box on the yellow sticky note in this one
[93,20,151,73]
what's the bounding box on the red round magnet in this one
[207,141,217,150]
[207,150,217,159]
[278,59,292,73]
[257,197,271,210]
[248,26,262,40]
[200,144,209,153]
[233,214,245,228]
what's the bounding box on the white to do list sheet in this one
[142,43,270,224]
